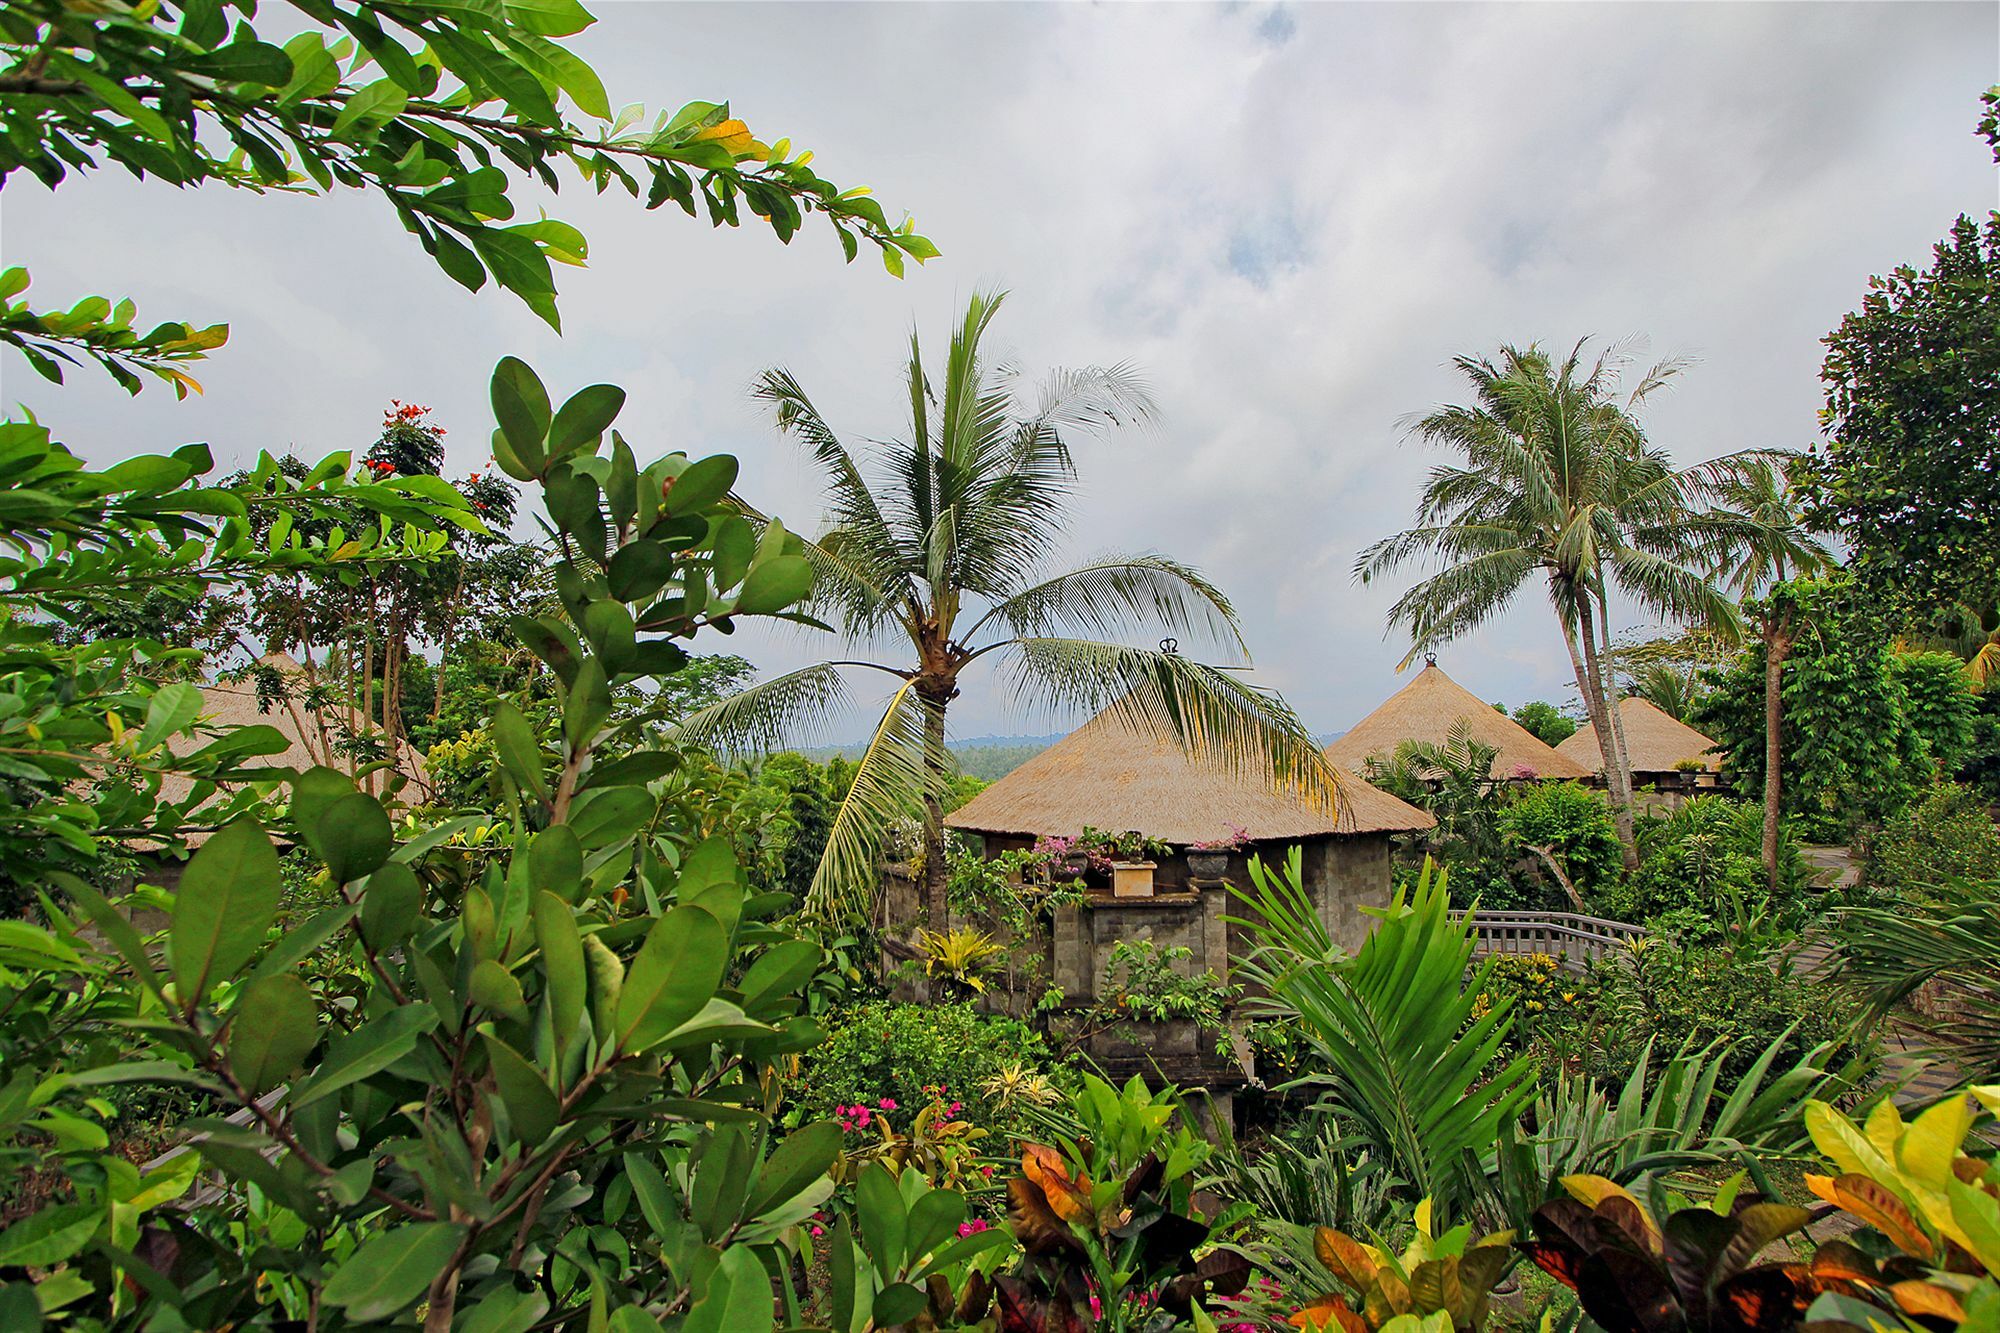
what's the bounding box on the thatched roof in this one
[1555,696,1721,774]
[157,653,431,808]
[945,710,1433,842]
[1324,663,1592,782]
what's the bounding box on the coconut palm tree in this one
[1357,341,1748,869]
[677,291,1331,923]
[1709,456,1835,895]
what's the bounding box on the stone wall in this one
[1304,834,1395,953]
[878,832,1399,1101]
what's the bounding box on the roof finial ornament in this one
[1424,651,1437,667]
[1160,637,1179,655]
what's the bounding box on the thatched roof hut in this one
[1555,696,1721,778]
[1323,662,1592,782]
[158,653,431,808]
[945,711,1433,843]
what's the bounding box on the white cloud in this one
[2,0,1992,740]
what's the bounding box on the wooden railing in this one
[1450,910,1647,971]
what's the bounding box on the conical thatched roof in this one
[1324,662,1592,782]
[1555,696,1720,774]
[945,710,1432,842]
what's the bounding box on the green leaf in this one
[493,701,550,802]
[482,1034,560,1143]
[471,959,529,1023]
[873,1283,927,1329]
[626,1154,673,1237]
[491,357,551,475]
[504,0,594,36]
[289,766,356,848]
[548,384,626,458]
[331,77,408,136]
[607,539,673,602]
[275,32,340,106]
[528,825,583,899]
[0,1281,40,1330]
[359,862,423,949]
[734,553,811,616]
[139,681,203,750]
[577,751,678,790]
[739,938,823,1009]
[584,932,622,1035]
[534,891,585,1057]
[227,974,318,1096]
[854,1162,906,1278]
[906,1187,967,1264]
[607,1307,664,1333]
[747,1121,842,1218]
[321,1222,467,1321]
[170,819,281,1002]
[288,1005,439,1109]
[691,1125,752,1239]
[563,657,612,755]
[711,515,755,590]
[681,1246,772,1333]
[0,1203,97,1267]
[614,906,727,1053]
[310,791,393,884]
[660,455,738,517]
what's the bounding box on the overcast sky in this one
[3,1,1995,742]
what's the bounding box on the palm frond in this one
[1835,883,2000,1080]
[803,679,937,921]
[1232,854,1538,1215]
[998,636,1339,814]
[666,662,855,756]
[966,554,1244,654]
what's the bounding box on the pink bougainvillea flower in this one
[878,1098,898,1111]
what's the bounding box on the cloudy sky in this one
[3,1,1994,742]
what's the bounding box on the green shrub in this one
[1599,795,1809,926]
[1577,940,1855,1089]
[1497,781,1623,902]
[1865,782,2000,890]
[790,1001,1070,1146]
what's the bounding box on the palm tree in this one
[1708,457,1835,895]
[677,292,1331,923]
[1357,341,1747,869]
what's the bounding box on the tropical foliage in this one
[0,0,932,332]
[1234,854,1537,1215]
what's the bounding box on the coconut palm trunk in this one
[916,679,953,925]
[1575,592,1640,869]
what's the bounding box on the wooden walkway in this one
[1452,910,1647,971]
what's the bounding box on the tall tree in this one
[1693,578,1937,839]
[1801,212,2000,626]
[1708,457,1835,894]
[677,291,1331,923]
[1358,341,1745,868]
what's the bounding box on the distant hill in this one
[790,732,1064,781]
[788,728,1350,783]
